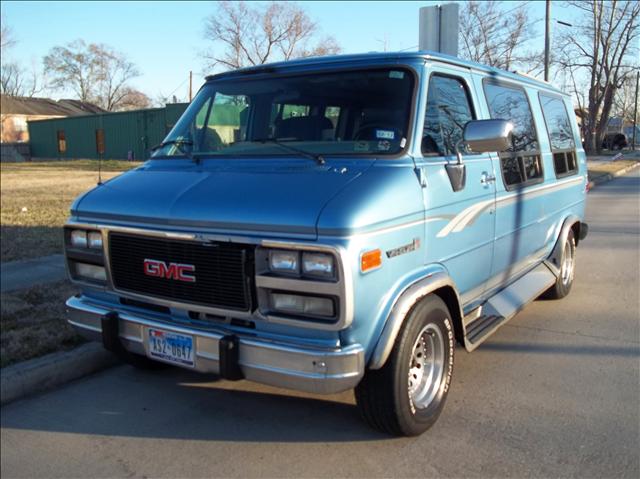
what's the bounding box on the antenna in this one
[97,113,104,185]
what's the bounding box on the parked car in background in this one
[64,51,588,436]
[602,132,628,150]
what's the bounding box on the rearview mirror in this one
[463,119,514,153]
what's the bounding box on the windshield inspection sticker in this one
[376,129,395,140]
[389,70,405,79]
[377,140,391,151]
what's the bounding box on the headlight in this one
[270,292,335,318]
[70,230,88,248]
[87,231,103,249]
[302,252,335,279]
[74,263,107,282]
[269,250,299,274]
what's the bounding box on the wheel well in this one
[432,286,464,345]
[571,221,581,246]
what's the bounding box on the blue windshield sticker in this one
[389,71,405,79]
[376,129,395,140]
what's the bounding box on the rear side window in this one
[539,93,577,177]
[484,81,543,189]
[422,75,475,156]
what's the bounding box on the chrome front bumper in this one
[66,295,364,394]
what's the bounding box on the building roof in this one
[206,50,564,95]
[0,95,106,116]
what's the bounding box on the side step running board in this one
[463,263,556,352]
[465,314,505,346]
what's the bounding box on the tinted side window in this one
[484,81,543,188]
[539,93,578,177]
[422,75,475,156]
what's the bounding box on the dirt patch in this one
[0,280,83,368]
[1,160,140,262]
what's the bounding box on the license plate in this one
[148,328,194,367]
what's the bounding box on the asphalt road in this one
[2,170,639,479]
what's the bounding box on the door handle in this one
[480,173,496,184]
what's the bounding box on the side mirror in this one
[445,119,513,192]
[463,119,514,153]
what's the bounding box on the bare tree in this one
[91,44,141,111]
[1,18,16,50]
[612,74,639,125]
[459,1,541,73]
[117,88,152,111]
[203,1,341,70]
[556,1,640,153]
[43,40,142,111]
[0,18,45,97]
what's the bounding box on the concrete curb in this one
[1,342,120,406]
[588,161,640,190]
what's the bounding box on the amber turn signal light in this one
[361,249,382,272]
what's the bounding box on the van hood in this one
[72,159,372,239]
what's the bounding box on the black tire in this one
[543,229,576,299]
[355,295,455,436]
[121,350,172,370]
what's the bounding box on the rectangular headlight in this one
[70,230,88,248]
[302,252,335,279]
[270,293,335,318]
[74,263,107,282]
[269,250,299,274]
[87,231,103,249]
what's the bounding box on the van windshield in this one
[152,68,415,159]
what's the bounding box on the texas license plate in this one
[148,328,194,367]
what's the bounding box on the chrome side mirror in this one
[446,119,514,192]
[463,119,514,153]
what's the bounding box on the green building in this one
[27,103,189,160]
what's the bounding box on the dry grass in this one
[0,280,82,367]
[1,160,140,262]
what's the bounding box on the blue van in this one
[64,52,588,436]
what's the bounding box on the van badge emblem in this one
[386,238,420,258]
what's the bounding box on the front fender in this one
[368,265,462,369]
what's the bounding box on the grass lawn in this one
[1,160,141,262]
[0,280,82,368]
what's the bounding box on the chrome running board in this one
[463,263,556,351]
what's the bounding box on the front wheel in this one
[355,295,455,436]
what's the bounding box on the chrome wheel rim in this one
[407,323,445,410]
[561,241,574,286]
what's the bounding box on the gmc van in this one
[65,52,588,436]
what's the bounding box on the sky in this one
[1,0,579,103]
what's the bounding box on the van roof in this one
[205,50,565,96]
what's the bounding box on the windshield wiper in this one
[150,139,193,152]
[251,138,325,165]
[150,139,195,161]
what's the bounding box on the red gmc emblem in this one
[143,259,196,283]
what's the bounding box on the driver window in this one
[422,75,475,157]
[196,93,250,151]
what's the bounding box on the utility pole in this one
[633,70,639,151]
[544,0,551,82]
[189,71,193,102]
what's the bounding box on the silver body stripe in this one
[331,175,585,240]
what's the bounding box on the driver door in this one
[417,66,497,311]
